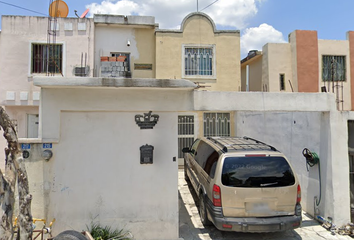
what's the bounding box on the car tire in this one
[54,230,87,240]
[199,195,211,226]
[184,160,190,182]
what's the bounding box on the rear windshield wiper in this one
[260,182,278,187]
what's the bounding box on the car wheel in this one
[54,230,87,240]
[199,195,211,226]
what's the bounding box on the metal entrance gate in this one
[178,115,195,165]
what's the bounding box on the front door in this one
[27,114,39,138]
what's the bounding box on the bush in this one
[87,223,133,240]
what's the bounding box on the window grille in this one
[322,55,346,81]
[32,43,63,74]
[204,113,230,137]
[185,47,213,76]
[178,115,194,158]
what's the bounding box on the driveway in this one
[178,169,352,240]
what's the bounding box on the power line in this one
[200,0,219,12]
[0,0,47,16]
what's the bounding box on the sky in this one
[0,0,353,58]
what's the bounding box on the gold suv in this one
[183,136,302,232]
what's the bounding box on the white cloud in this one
[86,0,286,58]
[86,0,140,16]
[203,0,262,29]
[86,0,264,29]
[241,23,286,58]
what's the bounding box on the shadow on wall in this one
[234,111,329,218]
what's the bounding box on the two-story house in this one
[0,12,241,166]
[241,30,354,111]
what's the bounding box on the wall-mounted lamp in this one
[127,39,131,47]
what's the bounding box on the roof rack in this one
[243,136,278,151]
[207,136,278,153]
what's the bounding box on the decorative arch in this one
[180,12,217,33]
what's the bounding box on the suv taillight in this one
[213,184,222,207]
[296,184,301,203]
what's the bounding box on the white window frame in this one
[182,44,216,81]
[28,41,66,77]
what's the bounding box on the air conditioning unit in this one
[74,66,89,77]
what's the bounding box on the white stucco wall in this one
[48,111,179,239]
[29,79,195,240]
[39,87,194,142]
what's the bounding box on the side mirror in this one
[182,147,191,153]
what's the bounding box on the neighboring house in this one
[0,15,95,141]
[241,30,354,111]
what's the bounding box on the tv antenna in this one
[199,0,219,12]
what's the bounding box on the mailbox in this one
[140,144,154,164]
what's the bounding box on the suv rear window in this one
[221,156,295,188]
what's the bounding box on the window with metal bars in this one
[184,47,214,77]
[322,55,346,81]
[203,113,230,137]
[31,43,63,74]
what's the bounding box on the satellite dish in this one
[80,9,89,18]
[49,0,69,18]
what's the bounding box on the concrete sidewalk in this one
[178,169,352,240]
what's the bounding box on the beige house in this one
[156,12,240,92]
[241,30,354,111]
